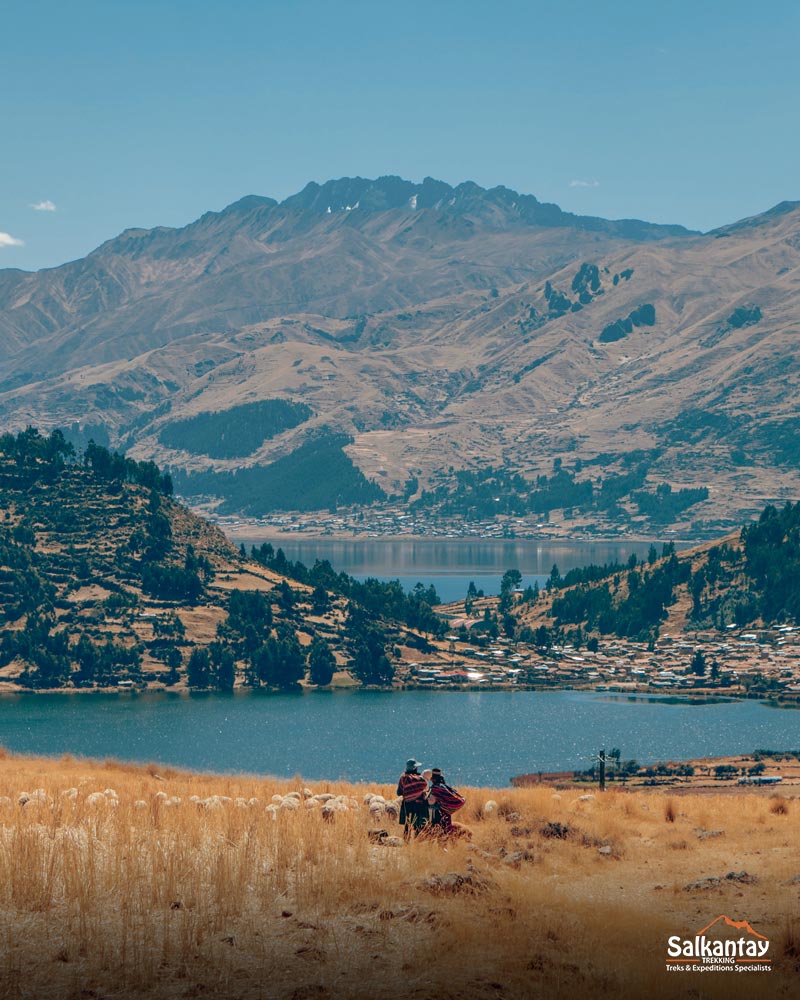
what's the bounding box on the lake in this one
[233,537,674,603]
[1,690,795,787]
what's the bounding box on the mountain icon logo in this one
[696,914,768,940]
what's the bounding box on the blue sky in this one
[2,0,798,271]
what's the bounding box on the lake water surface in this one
[1,690,795,787]
[234,538,674,603]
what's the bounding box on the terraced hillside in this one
[0,429,442,691]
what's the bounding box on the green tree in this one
[209,641,236,691]
[252,631,305,689]
[350,627,395,686]
[690,649,706,676]
[311,585,329,615]
[308,638,336,686]
[164,646,182,685]
[187,647,211,688]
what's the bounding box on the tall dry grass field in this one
[0,750,797,999]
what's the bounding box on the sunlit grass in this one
[0,750,795,998]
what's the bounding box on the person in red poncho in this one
[426,768,467,836]
[396,758,429,837]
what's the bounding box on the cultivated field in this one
[0,751,798,999]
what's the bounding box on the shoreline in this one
[2,679,797,707]
[221,525,700,547]
[1,744,797,795]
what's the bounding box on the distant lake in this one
[0,690,794,786]
[233,538,674,603]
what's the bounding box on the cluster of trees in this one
[549,548,690,640]
[740,502,800,622]
[174,431,385,515]
[0,528,52,622]
[632,483,709,523]
[0,427,173,496]
[547,546,666,593]
[598,303,656,343]
[688,503,800,629]
[345,604,395,686]
[413,465,595,520]
[411,458,706,527]
[248,544,444,637]
[0,614,141,689]
[158,399,311,459]
[83,441,173,495]
[196,587,340,692]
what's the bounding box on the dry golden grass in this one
[0,752,798,999]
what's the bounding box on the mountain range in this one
[1,175,799,533]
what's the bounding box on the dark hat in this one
[431,767,445,783]
[405,758,422,772]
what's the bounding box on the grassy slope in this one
[0,457,360,689]
[0,752,797,999]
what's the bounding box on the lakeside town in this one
[188,499,701,543]
[396,602,800,705]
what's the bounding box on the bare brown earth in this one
[1,179,799,533]
[0,752,797,1000]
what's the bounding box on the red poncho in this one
[397,772,428,802]
[430,783,466,815]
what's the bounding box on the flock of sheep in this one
[2,786,405,823]
[2,787,536,824]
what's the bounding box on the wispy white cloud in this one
[31,199,57,211]
[569,179,600,188]
[0,232,24,248]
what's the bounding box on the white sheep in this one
[482,800,498,816]
[285,791,302,800]
[235,797,249,809]
[248,797,260,807]
[86,792,106,805]
[134,800,148,810]
[279,797,300,810]
[302,787,314,799]
[265,804,279,820]
[271,794,284,803]
[60,788,79,801]
[321,798,348,821]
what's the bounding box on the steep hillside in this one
[0,429,441,691]
[1,177,799,532]
[508,501,800,646]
